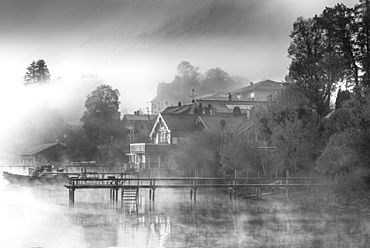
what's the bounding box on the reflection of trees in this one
[67,196,369,247]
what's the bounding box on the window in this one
[159,130,168,143]
[141,123,145,130]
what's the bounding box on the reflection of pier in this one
[65,175,329,205]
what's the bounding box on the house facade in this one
[128,113,201,169]
[122,114,156,143]
[230,79,284,101]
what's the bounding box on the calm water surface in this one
[0,169,369,248]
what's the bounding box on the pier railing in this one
[65,175,330,204]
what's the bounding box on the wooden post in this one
[152,179,156,202]
[194,178,197,202]
[69,188,75,204]
[234,170,237,201]
[286,170,289,198]
[256,187,262,200]
[190,189,193,201]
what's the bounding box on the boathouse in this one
[20,143,67,166]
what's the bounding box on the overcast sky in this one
[0,0,359,114]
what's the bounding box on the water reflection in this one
[1,176,370,247]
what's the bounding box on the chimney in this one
[228,93,232,101]
[250,82,253,85]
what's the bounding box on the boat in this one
[2,171,69,186]
[2,164,69,186]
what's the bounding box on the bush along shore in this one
[254,186,370,217]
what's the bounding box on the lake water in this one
[1,169,369,248]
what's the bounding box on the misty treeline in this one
[10,74,126,165]
[173,0,370,197]
[23,59,51,85]
[160,61,247,104]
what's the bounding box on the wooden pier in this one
[65,175,330,204]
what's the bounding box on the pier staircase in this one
[122,188,139,202]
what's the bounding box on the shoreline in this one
[259,188,370,218]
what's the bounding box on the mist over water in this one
[0,169,369,248]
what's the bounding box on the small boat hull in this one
[2,171,68,186]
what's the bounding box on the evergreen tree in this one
[23,59,51,84]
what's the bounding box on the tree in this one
[172,131,223,171]
[173,61,201,101]
[23,59,51,84]
[219,135,261,173]
[80,84,124,145]
[356,0,370,86]
[320,4,360,87]
[204,67,233,93]
[287,16,344,129]
[176,61,199,83]
[254,86,321,173]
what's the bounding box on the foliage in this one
[254,86,321,173]
[23,59,51,84]
[96,143,127,167]
[203,67,241,93]
[219,135,261,173]
[317,89,370,192]
[80,84,124,145]
[287,17,343,127]
[172,131,223,171]
[157,62,243,105]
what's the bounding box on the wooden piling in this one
[69,189,75,204]
[256,187,262,200]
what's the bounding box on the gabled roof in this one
[122,114,157,122]
[20,143,66,156]
[190,99,266,114]
[160,113,199,130]
[161,104,192,114]
[149,113,200,138]
[196,116,254,133]
[230,79,284,95]
[193,92,229,101]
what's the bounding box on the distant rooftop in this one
[230,79,284,95]
[20,143,66,156]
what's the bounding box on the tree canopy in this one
[80,84,123,145]
[23,59,51,84]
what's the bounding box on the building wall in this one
[255,89,279,101]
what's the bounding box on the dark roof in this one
[197,116,254,133]
[193,92,229,101]
[190,99,266,114]
[230,79,284,95]
[122,114,157,122]
[161,104,192,114]
[20,143,66,156]
[161,114,200,130]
